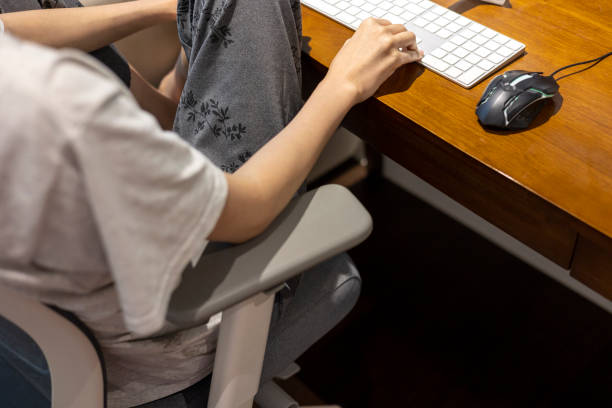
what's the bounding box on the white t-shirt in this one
[0,34,227,406]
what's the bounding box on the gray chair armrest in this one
[167,184,372,326]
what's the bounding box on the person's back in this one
[0,33,229,407]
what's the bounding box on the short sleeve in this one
[52,55,228,336]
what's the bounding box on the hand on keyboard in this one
[326,18,424,103]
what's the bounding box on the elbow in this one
[225,216,273,244]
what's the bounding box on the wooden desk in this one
[301,0,612,299]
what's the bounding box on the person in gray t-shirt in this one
[1,2,424,406]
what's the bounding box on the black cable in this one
[549,51,612,79]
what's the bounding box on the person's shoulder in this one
[0,34,131,142]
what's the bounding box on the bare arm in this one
[0,0,177,52]
[129,65,178,130]
[209,19,424,243]
[159,48,188,104]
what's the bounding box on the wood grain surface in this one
[301,0,612,270]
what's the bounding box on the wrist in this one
[318,75,360,111]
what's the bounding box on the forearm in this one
[0,0,175,52]
[130,66,178,130]
[209,78,356,243]
[208,18,423,243]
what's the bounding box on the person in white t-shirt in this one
[0,5,423,408]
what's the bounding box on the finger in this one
[394,48,425,67]
[371,17,392,26]
[385,23,409,35]
[390,30,418,50]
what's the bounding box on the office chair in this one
[0,184,371,408]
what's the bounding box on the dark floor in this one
[294,176,612,407]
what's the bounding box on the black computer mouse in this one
[476,70,559,130]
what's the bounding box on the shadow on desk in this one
[449,0,513,14]
[376,63,425,97]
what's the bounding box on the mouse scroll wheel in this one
[478,86,497,106]
[504,92,543,122]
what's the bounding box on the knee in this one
[330,254,362,317]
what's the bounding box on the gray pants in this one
[136,253,361,408]
[173,0,362,392]
[174,0,304,172]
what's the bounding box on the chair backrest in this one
[0,285,104,408]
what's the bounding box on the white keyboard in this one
[302,0,525,88]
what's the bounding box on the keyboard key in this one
[446,22,462,32]
[452,47,469,58]
[431,48,447,59]
[450,35,467,45]
[383,13,403,23]
[474,47,490,58]
[346,5,361,15]
[423,11,439,21]
[443,54,460,65]
[484,41,501,51]
[463,41,478,51]
[356,10,370,21]
[390,5,404,15]
[469,22,486,32]
[472,35,487,45]
[497,46,513,57]
[465,53,481,64]
[406,3,425,14]
[379,1,393,10]
[371,8,386,17]
[336,1,350,9]
[441,42,457,52]
[478,59,495,71]
[431,5,447,15]
[425,22,442,34]
[446,66,462,78]
[412,17,428,27]
[493,34,510,45]
[487,53,504,64]
[437,28,452,39]
[444,10,460,20]
[304,0,340,16]
[401,11,416,21]
[352,0,366,5]
[456,16,471,26]
[506,39,523,50]
[422,54,450,72]
[461,29,477,39]
[458,66,485,85]
[361,3,376,12]
[336,11,357,25]
[455,59,472,71]
[434,17,451,26]
[418,1,436,10]
[482,28,497,38]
